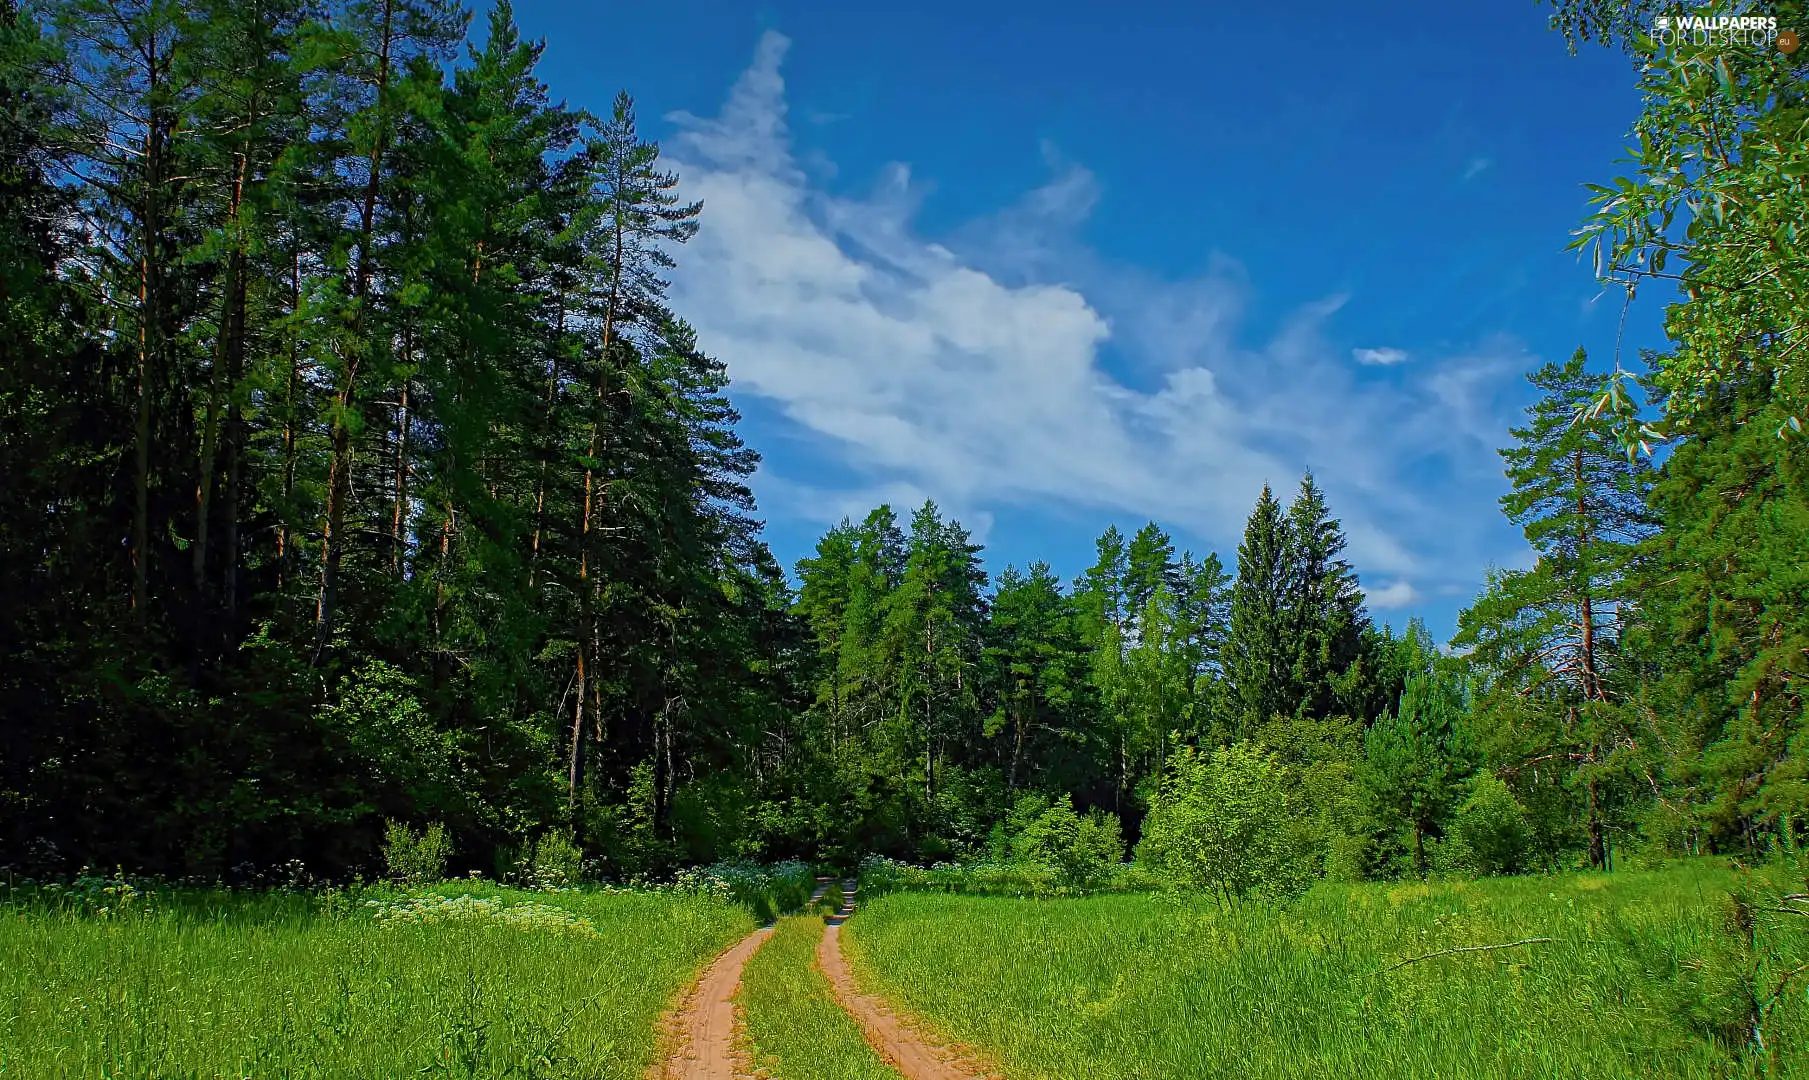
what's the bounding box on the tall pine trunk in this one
[570,222,626,805]
[315,0,395,656]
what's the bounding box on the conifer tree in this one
[1222,484,1294,739]
[1363,671,1474,876]
[1455,348,1654,867]
[1284,472,1369,721]
[984,562,1084,792]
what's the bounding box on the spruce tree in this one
[1284,471,1369,721]
[1222,484,1293,739]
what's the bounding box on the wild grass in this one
[0,881,754,1079]
[843,858,1809,1080]
[736,882,897,1080]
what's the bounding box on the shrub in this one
[1072,809,1127,885]
[382,821,452,885]
[1135,742,1313,905]
[1453,773,1532,876]
[522,829,584,890]
[999,795,1124,889]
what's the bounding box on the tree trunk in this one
[1587,773,1606,870]
[1010,700,1026,792]
[132,76,168,623]
[1575,448,1599,701]
[527,295,563,589]
[390,367,410,573]
[195,149,250,615]
[315,0,395,657]
[568,647,586,810]
[276,241,301,590]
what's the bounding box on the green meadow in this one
[0,882,752,1079]
[842,860,1809,1080]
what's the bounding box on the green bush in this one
[522,829,585,890]
[382,821,452,885]
[1002,795,1124,889]
[1453,773,1533,876]
[1135,742,1313,905]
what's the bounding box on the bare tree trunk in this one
[570,222,627,805]
[527,297,563,588]
[568,648,586,809]
[131,92,167,623]
[276,242,301,590]
[1575,448,1599,701]
[315,0,395,657]
[132,245,153,622]
[195,149,250,611]
[390,367,410,573]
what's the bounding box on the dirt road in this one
[657,877,990,1080]
[654,879,831,1080]
[816,880,994,1080]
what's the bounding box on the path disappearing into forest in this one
[655,878,993,1080]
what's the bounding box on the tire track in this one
[815,879,996,1080]
[655,879,832,1079]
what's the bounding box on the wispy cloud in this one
[1353,346,1410,366]
[1462,156,1492,181]
[1367,581,1423,609]
[664,31,1533,614]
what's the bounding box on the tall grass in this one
[0,882,754,1078]
[736,882,897,1080]
[842,859,1809,1080]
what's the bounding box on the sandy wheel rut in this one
[815,879,995,1080]
[658,877,990,1080]
[655,879,830,1079]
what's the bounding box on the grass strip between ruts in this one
[737,881,899,1080]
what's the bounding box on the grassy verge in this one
[842,859,1809,1080]
[0,882,754,1078]
[737,882,896,1080]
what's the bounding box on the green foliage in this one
[1452,774,1534,876]
[1010,796,1124,888]
[382,821,453,885]
[520,829,585,891]
[1557,0,1809,437]
[1136,742,1314,905]
[1223,486,1295,737]
[1363,671,1476,876]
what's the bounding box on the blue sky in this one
[510,0,1674,641]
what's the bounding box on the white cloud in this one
[1462,156,1492,181]
[1366,580,1422,610]
[1353,346,1409,366]
[663,31,1534,612]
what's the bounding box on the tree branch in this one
[1377,938,1554,974]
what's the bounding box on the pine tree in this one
[884,502,987,814]
[562,88,701,807]
[984,562,1084,792]
[1455,348,1654,868]
[1124,521,1178,641]
[1632,367,1809,854]
[307,0,467,655]
[1363,671,1473,876]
